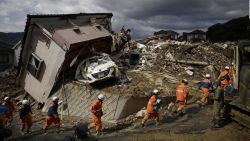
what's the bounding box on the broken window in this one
[27,53,43,78]
[0,53,9,63]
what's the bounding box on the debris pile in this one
[0,70,23,99]
[101,39,234,98]
[135,39,234,79]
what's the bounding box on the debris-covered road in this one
[4,98,250,141]
[99,105,250,141]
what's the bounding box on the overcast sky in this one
[0,0,248,38]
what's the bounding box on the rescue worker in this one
[218,66,233,101]
[0,102,12,140]
[19,99,32,135]
[0,101,9,127]
[142,89,160,126]
[199,74,213,106]
[176,79,189,115]
[43,96,61,134]
[212,78,225,128]
[218,66,230,90]
[3,96,15,126]
[125,29,131,47]
[88,94,104,135]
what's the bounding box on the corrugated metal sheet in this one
[52,25,111,49]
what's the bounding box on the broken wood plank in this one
[165,59,209,66]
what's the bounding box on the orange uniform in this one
[90,99,103,132]
[19,105,32,133]
[176,83,188,110]
[44,116,60,130]
[199,79,212,105]
[142,95,159,124]
[44,102,60,131]
[218,70,230,89]
[3,101,15,123]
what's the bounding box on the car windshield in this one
[89,58,98,64]
[97,59,107,64]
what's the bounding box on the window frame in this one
[27,53,43,78]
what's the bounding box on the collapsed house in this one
[16,13,146,122]
[154,30,179,40]
[16,13,114,102]
[182,30,206,41]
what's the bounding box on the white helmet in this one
[153,89,159,95]
[153,89,159,94]
[156,99,161,104]
[98,94,105,101]
[52,96,59,101]
[205,74,211,78]
[4,96,10,101]
[182,79,188,83]
[225,66,229,70]
[22,99,29,105]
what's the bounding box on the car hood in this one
[88,61,116,74]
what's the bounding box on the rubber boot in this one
[155,122,160,127]
[56,128,61,134]
[26,129,30,134]
[43,129,47,135]
[95,131,102,137]
[212,120,221,128]
[141,123,145,128]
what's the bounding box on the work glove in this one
[153,106,158,112]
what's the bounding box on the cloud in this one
[0,0,248,39]
[93,0,248,38]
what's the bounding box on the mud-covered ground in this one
[100,70,201,99]
[99,105,250,141]
[5,101,250,141]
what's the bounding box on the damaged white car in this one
[75,53,119,83]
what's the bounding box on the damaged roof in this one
[17,13,113,76]
[52,25,111,49]
[190,30,206,34]
[21,13,113,51]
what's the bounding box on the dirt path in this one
[99,105,250,141]
[3,103,250,141]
